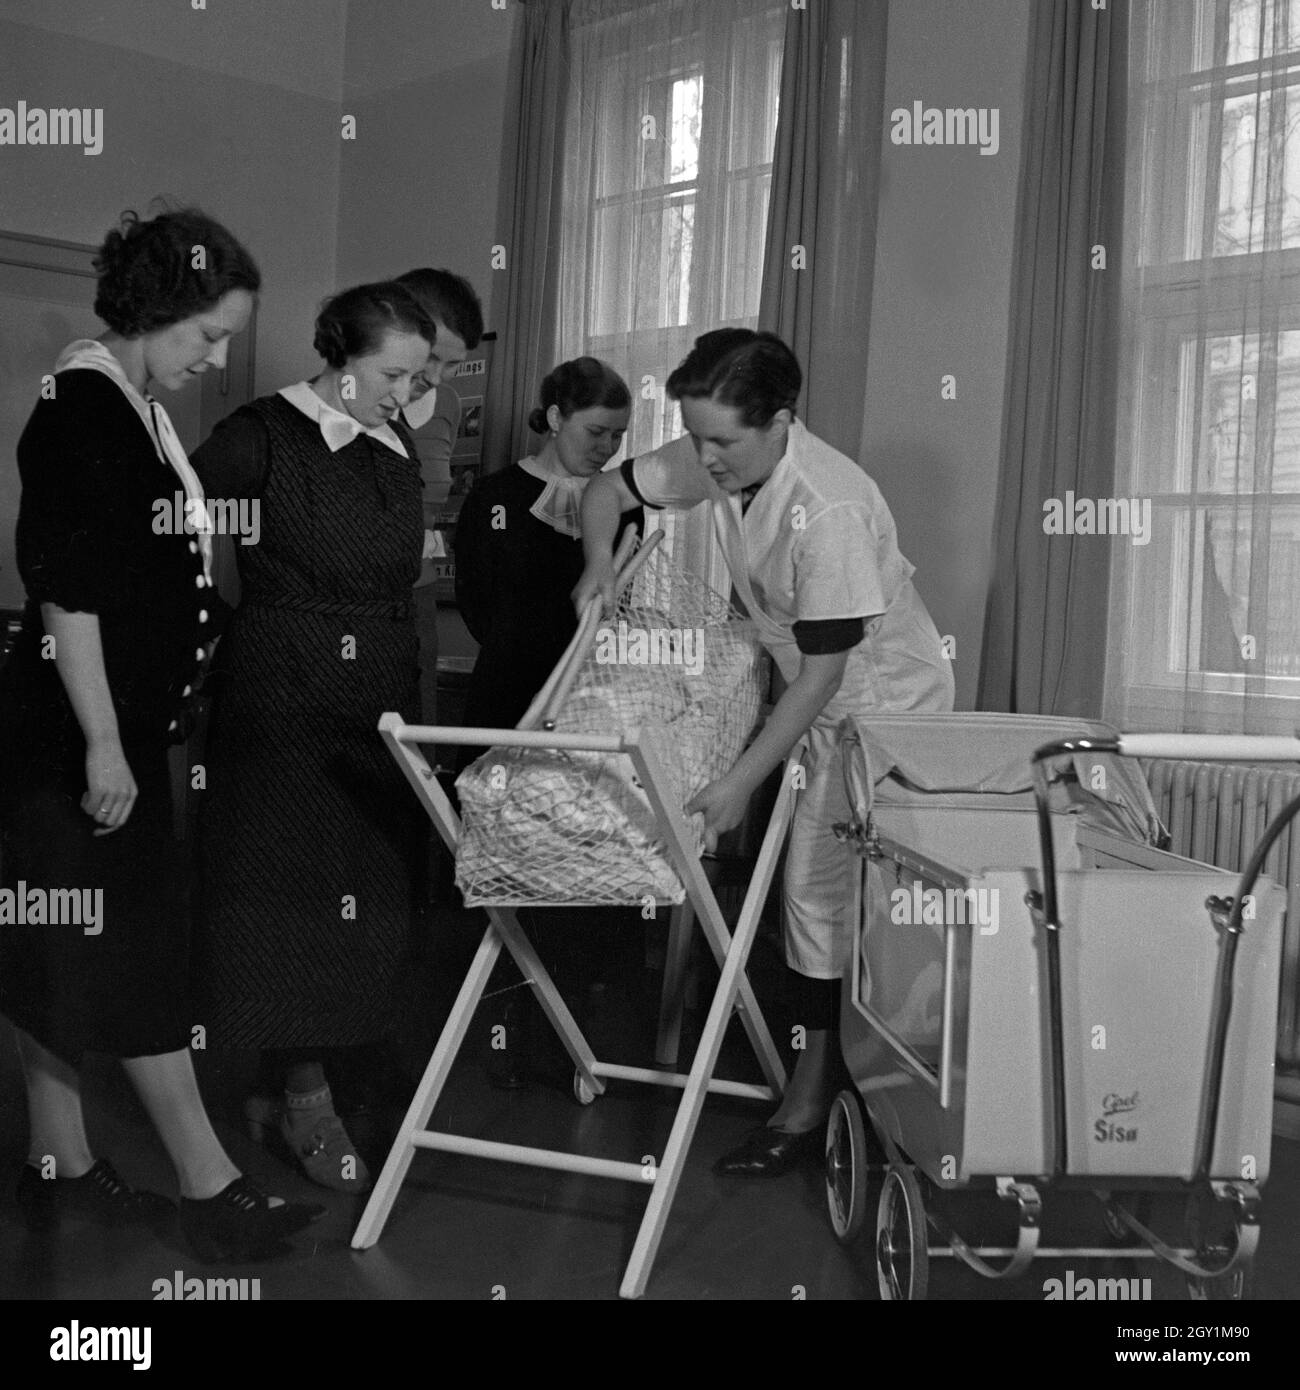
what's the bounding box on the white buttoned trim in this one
[182,685,193,697]
[199,609,209,623]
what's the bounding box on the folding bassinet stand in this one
[352,534,794,1299]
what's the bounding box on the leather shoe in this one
[16,1158,175,1233]
[180,1175,324,1262]
[713,1123,822,1177]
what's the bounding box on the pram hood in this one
[839,712,1165,845]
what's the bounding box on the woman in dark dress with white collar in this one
[0,208,322,1259]
[454,356,642,750]
[191,283,436,1192]
[452,358,644,1086]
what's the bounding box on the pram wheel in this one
[572,1070,597,1105]
[1186,1262,1249,1301]
[1183,1191,1254,1301]
[825,1090,870,1244]
[875,1165,929,1301]
[1100,1192,1151,1243]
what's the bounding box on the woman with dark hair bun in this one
[0,206,323,1259]
[190,281,437,1192]
[454,356,641,747]
[452,357,644,1088]
[576,328,954,1175]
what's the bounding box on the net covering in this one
[455,544,765,905]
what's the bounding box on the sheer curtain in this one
[555,0,785,581]
[1105,0,1300,735]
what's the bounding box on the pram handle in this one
[1117,733,1300,762]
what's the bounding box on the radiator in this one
[1142,760,1300,1072]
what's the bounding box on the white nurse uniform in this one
[628,418,954,977]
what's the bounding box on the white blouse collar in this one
[401,386,438,432]
[278,381,408,459]
[518,453,597,538]
[53,339,214,581]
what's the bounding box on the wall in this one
[337,0,519,665]
[0,0,347,395]
[336,0,517,323]
[860,0,1032,710]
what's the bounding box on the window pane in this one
[1265,510,1300,673]
[718,170,770,322]
[1225,0,1300,66]
[1174,331,1300,493]
[669,75,702,183]
[1203,504,1300,676]
[1208,90,1300,255]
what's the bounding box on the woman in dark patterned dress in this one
[0,208,322,1259]
[191,283,436,1193]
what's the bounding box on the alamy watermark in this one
[890,882,999,935]
[1043,1270,1152,1300]
[594,621,705,677]
[0,883,102,935]
[0,102,103,156]
[152,1270,261,1300]
[49,1324,149,1369]
[1042,492,1151,546]
[153,492,260,545]
[890,101,1000,156]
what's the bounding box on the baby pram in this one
[824,712,1293,1300]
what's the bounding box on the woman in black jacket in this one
[0,208,322,1259]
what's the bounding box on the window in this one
[1108,0,1300,732]
[556,0,785,578]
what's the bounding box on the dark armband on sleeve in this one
[620,456,661,509]
[792,617,866,655]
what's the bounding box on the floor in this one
[1,906,1297,1303]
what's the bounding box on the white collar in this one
[54,340,214,581]
[402,386,438,432]
[278,381,408,458]
[517,453,597,538]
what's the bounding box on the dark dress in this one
[452,463,646,1016]
[453,463,642,755]
[0,369,220,1065]
[190,395,426,1049]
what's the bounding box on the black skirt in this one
[0,745,192,1066]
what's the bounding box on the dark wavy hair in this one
[527,356,630,434]
[395,267,485,350]
[312,281,437,369]
[93,208,261,336]
[665,329,801,428]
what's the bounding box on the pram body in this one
[827,713,1290,1299]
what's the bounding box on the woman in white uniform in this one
[574,329,953,1175]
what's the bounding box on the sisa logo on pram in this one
[1094,1089,1140,1143]
[889,881,999,935]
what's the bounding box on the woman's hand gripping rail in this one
[686,650,848,850]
